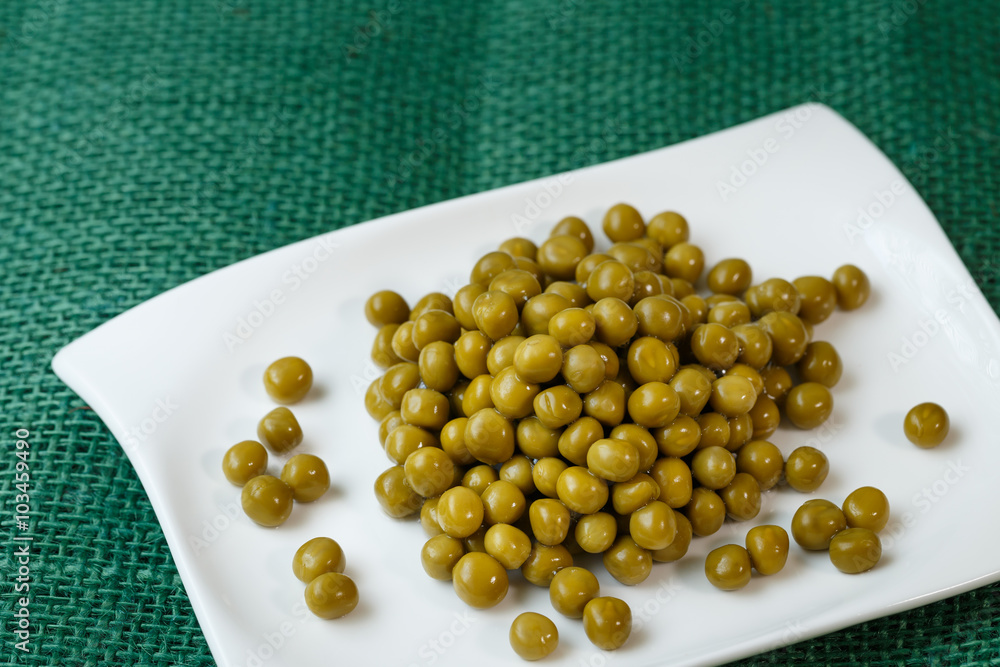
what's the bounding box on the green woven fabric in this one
[1,0,998,664]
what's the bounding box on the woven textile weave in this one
[1,0,998,664]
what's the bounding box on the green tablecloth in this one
[1,0,998,664]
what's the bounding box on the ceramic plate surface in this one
[53,104,1000,667]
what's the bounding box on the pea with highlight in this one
[651,511,692,562]
[650,456,693,509]
[794,276,838,324]
[487,336,525,375]
[500,456,537,495]
[736,440,783,490]
[419,341,460,392]
[562,345,606,394]
[222,440,268,486]
[281,453,331,502]
[421,534,466,580]
[411,292,454,319]
[843,486,890,532]
[652,415,701,457]
[832,264,871,310]
[748,394,781,440]
[747,277,801,317]
[513,335,564,384]
[685,487,726,537]
[611,472,659,515]
[626,336,677,385]
[904,402,950,448]
[364,290,410,327]
[557,416,603,466]
[293,537,346,583]
[627,381,681,428]
[758,311,809,366]
[574,512,618,554]
[610,424,659,472]
[372,324,404,368]
[707,258,753,296]
[412,309,461,350]
[797,341,843,387]
[257,407,303,454]
[629,500,677,551]
[516,417,561,459]
[374,465,422,518]
[587,438,640,483]
[403,447,455,498]
[556,466,609,515]
[691,323,739,371]
[532,457,568,499]
[602,203,645,242]
[791,499,847,550]
[469,253,514,288]
[491,366,541,419]
[241,475,294,527]
[452,552,509,608]
[384,424,438,465]
[521,542,574,587]
[720,472,761,522]
[709,375,757,418]
[697,412,730,450]
[462,464,498,495]
[484,523,532,569]
[509,612,559,661]
[537,235,589,281]
[591,297,638,348]
[548,307,596,347]
[829,528,882,574]
[705,544,752,591]
[390,322,420,362]
[784,382,834,430]
[691,446,736,490]
[669,367,712,417]
[305,572,359,619]
[549,566,600,618]
[380,362,422,409]
[465,408,515,465]
[582,380,626,427]
[731,323,773,369]
[583,597,632,650]
[664,242,705,284]
[526,498,570,546]
[263,356,313,404]
[480,479,527,525]
[474,290,520,340]
[645,211,688,247]
[586,260,635,302]
[436,485,485,538]
[552,215,595,252]
[401,388,451,430]
[745,525,789,575]
[533,385,583,429]
[784,446,829,493]
[490,269,542,309]
[602,535,652,586]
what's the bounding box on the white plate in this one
[53,104,1000,667]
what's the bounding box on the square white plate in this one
[53,104,1000,667]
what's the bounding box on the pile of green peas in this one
[221,358,345,619]
[790,486,891,574]
[222,357,331,528]
[363,203,946,657]
[705,484,892,589]
[293,537,359,619]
